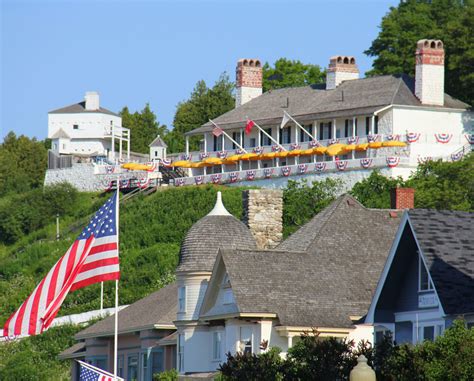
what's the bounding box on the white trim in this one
[418,253,434,292]
[392,104,467,113]
[365,212,409,323]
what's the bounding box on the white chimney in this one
[84,91,100,110]
[235,59,263,108]
[415,39,445,106]
[326,56,359,90]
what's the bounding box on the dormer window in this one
[178,286,186,312]
[419,255,434,292]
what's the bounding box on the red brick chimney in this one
[390,188,415,209]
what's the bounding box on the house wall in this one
[177,274,210,321]
[48,112,121,140]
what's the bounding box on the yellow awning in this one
[300,149,315,156]
[288,149,304,157]
[240,153,258,160]
[275,151,290,158]
[202,157,223,165]
[189,162,212,168]
[260,152,277,160]
[313,147,327,155]
[326,144,346,156]
[172,160,192,167]
[368,142,383,149]
[355,143,369,151]
[226,154,242,162]
[382,141,407,147]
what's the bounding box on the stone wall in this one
[242,189,283,250]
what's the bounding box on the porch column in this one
[203,133,208,153]
[371,115,375,135]
[185,136,189,156]
[111,124,115,162]
[127,129,130,161]
[287,335,293,349]
[221,134,225,152]
[352,117,356,160]
[332,119,336,162]
[119,135,123,161]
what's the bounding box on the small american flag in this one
[79,360,123,381]
[3,192,120,337]
[212,125,223,137]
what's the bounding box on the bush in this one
[153,369,178,381]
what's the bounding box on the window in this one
[178,287,186,312]
[62,144,66,149]
[423,326,435,341]
[154,150,158,157]
[117,355,124,378]
[212,332,222,361]
[365,117,370,135]
[419,256,433,291]
[374,115,379,134]
[73,124,78,130]
[223,289,233,304]
[344,119,349,137]
[328,122,332,139]
[319,123,324,140]
[127,354,139,381]
[240,327,253,354]
[178,334,185,371]
[417,324,443,343]
[261,128,272,146]
[213,135,222,151]
[151,349,164,376]
[140,352,148,381]
[280,126,291,144]
[250,138,256,147]
[300,125,313,142]
[232,132,241,149]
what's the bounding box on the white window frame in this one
[418,254,434,292]
[415,321,444,343]
[178,333,185,372]
[239,327,253,354]
[212,331,222,361]
[178,286,186,313]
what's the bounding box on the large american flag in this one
[78,360,123,381]
[3,192,120,337]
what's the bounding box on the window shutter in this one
[328,122,332,139]
[375,116,379,134]
[345,120,349,137]
[319,123,324,140]
[366,117,370,135]
[213,135,217,151]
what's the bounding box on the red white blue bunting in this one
[309,140,320,147]
[328,138,339,145]
[367,134,379,143]
[235,148,245,154]
[253,146,264,154]
[120,179,130,188]
[298,164,308,174]
[264,168,274,178]
[210,174,222,184]
[246,170,256,180]
[181,154,192,161]
[229,172,239,183]
[417,156,432,164]
[434,133,452,144]
[315,162,326,172]
[147,163,159,172]
[336,160,348,171]
[290,143,301,150]
[406,132,420,143]
[386,134,401,141]
[160,158,172,167]
[281,166,291,177]
[386,156,400,168]
[360,158,373,168]
[105,181,114,191]
[195,176,203,185]
[451,152,464,162]
[199,152,210,160]
[465,134,474,144]
[105,165,115,174]
[139,178,150,189]
[347,136,359,144]
[272,145,282,152]
[175,178,185,187]
[217,151,228,159]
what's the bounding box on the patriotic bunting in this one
[194,176,203,185]
[199,152,210,160]
[272,145,282,152]
[465,134,474,144]
[417,156,432,164]
[217,151,228,159]
[105,181,114,192]
[229,172,239,183]
[386,156,400,168]
[406,132,421,143]
[281,166,291,177]
[210,174,222,184]
[347,136,359,144]
[120,179,130,188]
[264,168,274,178]
[386,134,400,141]
[246,170,256,181]
[253,146,264,154]
[175,178,185,187]
[315,162,326,173]
[367,134,379,143]
[160,158,172,167]
[336,160,348,171]
[298,164,308,174]
[235,148,245,154]
[309,140,320,147]
[360,158,373,169]
[146,163,158,172]
[328,138,339,145]
[290,143,301,150]
[105,165,114,174]
[451,152,464,162]
[139,178,150,189]
[434,133,453,144]
[180,154,192,161]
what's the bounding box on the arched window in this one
[437,41,443,49]
[350,57,355,64]
[430,41,436,48]
[249,60,255,67]
[255,60,261,67]
[343,57,349,64]
[243,59,248,66]
[337,56,343,63]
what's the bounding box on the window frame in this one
[212,331,222,361]
[178,286,186,313]
[178,333,185,372]
[418,254,434,292]
[127,353,139,381]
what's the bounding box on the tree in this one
[166,74,235,153]
[262,58,325,92]
[0,132,48,196]
[365,0,473,106]
[350,171,404,209]
[120,104,168,154]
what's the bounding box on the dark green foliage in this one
[0,132,48,196]
[0,324,84,381]
[283,178,341,237]
[153,369,178,381]
[165,74,235,153]
[120,104,168,154]
[350,154,474,211]
[365,0,474,106]
[262,58,326,92]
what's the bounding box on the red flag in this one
[212,125,223,137]
[245,119,255,135]
[3,192,120,337]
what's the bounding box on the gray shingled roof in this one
[58,342,85,360]
[177,215,256,273]
[217,195,401,328]
[49,101,119,116]
[149,135,168,148]
[187,75,468,135]
[409,210,474,315]
[75,282,177,339]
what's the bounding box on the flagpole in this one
[114,182,119,380]
[284,111,315,141]
[250,119,287,151]
[100,282,104,311]
[209,119,248,153]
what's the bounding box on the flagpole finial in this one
[207,191,231,216]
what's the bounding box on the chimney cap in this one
[416,39,444,50]
[237,58,262,68]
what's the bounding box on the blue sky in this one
[1,0,398,140]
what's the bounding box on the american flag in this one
[79,360,123,381]
[3,192,120,337]
[212,125,223,137]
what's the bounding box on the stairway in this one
[159,165,187,184]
